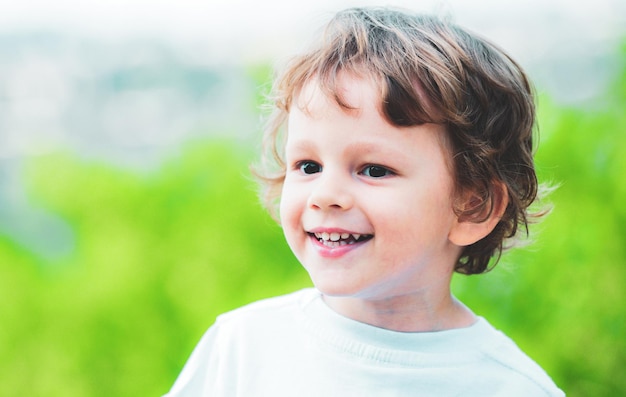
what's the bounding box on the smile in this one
[308,231,373,248]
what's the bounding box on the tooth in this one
[341,233,350,239]
[352,234,361,241]
[321,232,330,241]
[330,232,340,241]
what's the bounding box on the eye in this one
[298,161,322,174]
[361,165,394,178]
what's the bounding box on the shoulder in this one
[175,289,317,377]
[218,288,316,319]
[164,290,319,397]
[476,318,565,397]
[211,288,317,333]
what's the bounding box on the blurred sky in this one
[2,0,625,103]
[1,0,625,63]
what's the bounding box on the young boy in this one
[165,7,564,396]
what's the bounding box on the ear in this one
[448,182,509,247]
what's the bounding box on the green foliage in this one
[2,140,309,396]
[1,45,624,397]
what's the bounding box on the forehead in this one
[293,71,383,119]
[291,68,441,129]
[288,72,446,143]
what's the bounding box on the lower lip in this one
[308,235,367,258]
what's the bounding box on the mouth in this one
[307,231,374,248]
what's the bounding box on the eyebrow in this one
[285,139,316,153]
[287,139,410,163]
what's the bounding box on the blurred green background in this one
[0,2,625,396]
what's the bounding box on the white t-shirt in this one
[164,289,564,397]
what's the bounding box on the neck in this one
[322,288,476,333]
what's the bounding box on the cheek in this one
[279,183,303,231]
[278,185,309,262]
[373,187,454,239]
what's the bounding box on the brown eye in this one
[299,161,322,174]
[361,165,393,178]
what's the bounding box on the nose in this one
[307,170,354,211]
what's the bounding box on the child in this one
[165,7,564,396]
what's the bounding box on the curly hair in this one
[253,7,550,275]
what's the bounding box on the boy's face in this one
[280,73,464,304]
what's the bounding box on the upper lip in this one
[306,227,371,235]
